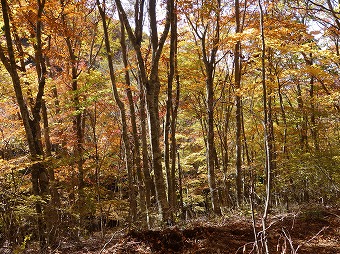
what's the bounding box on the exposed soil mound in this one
[128,227,188,253]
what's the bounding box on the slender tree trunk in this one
[235,0,243,207]
[148,0,172,221]
[164,0,177,216]
[88,103,105,236]
[42,100,52,157]
[221,121,230,208]
[259,0,273,220]
[119,14,147,226]
[178,150,184,217]
[310,76,319,152]
[241,101,252,201]
[147,75,171,220]
[219,84,233,208]
[206,67,221,215]
[140,80,154,210]
[277,77,288,156]
[259,1,271,253]
[267,48,276,199]
[164,89,172,215]
[47,53,65,154]
[171,70,180,212]
[133,0,154,214]
[304,52,319,152]
[297,83,308,151]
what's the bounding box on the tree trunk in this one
[304,52,319,152]
[171,71,180,212]
[178,150,184,218]
[297,83,308,151]
[119,14,147,226]
[206,69,221,215]
[164,97,172,217]
[140,80,154,211]
[42,100,52,157]
[310,76,319,152]
[164,0,177,216]
[259,0,273,219]
[259,2,272,253]
[147,75,171,221]
[88,104,105,236]
[235,0,243,207]
[277,77,288,156]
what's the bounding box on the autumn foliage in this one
[0,0,339,252]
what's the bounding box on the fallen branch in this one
[295,226,329,253]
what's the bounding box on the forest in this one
[0,0,340,253]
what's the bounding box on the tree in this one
[0,0,49,249]
[164,0,179,217]
[97,0,138,224]
[1,0,340,250]
[114,0,172,222]
[184,0,223,215]
[234,0,243,207]
[258,1,275,252]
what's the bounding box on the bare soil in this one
[45,207,340,253]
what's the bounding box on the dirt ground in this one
[50,207,340,254]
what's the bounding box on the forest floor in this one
[49,206,340,254]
